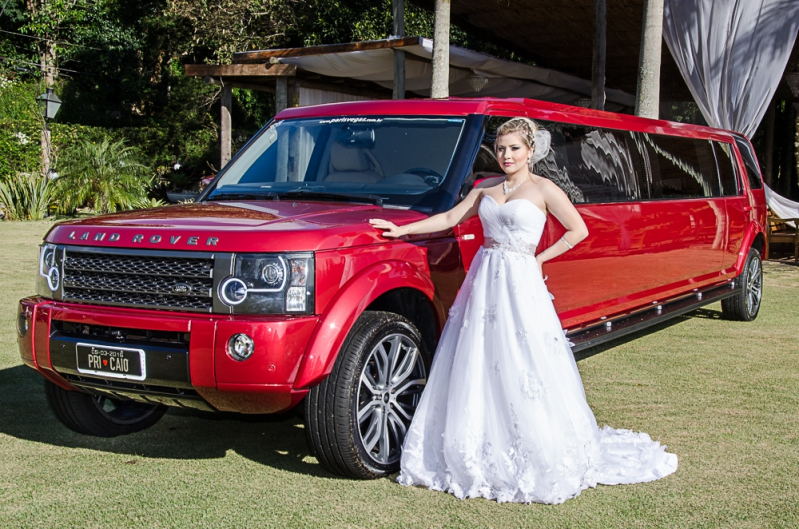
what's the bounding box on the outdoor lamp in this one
[36,87,62,121]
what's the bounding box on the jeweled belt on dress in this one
[482,237,537,256]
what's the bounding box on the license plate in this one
[76,342,146,381]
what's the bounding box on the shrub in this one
[53,138,153,214]
[0,172,54,220]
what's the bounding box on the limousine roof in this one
[276,97,742,143]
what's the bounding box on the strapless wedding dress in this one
[397,194,678,504]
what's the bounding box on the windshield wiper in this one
[275,189,383,206]
[205,192,275,201]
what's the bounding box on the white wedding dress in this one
[397,195,678,504]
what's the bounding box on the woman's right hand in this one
[369,218,407,238]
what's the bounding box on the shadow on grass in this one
[0,364,339,479]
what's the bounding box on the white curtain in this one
[663,0,799,138]
[765,184,799,226]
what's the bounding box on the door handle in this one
[743,206,752,212]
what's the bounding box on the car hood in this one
[44,201,429,252]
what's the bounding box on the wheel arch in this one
[750,230,766,259]
[734,224,767,273]
[294,260,444,389]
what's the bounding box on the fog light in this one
[285,286,306,312]
[16,313,28,338]
[227,333,255,361]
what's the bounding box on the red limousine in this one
[18,98,767,479]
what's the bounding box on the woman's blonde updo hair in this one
[496,117,539,150]
[495,117,551,168]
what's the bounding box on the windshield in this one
[206,116,467,209]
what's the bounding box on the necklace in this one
[503,178,524,195]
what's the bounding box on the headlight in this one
[37,243,61,297]
[218,253,314,314]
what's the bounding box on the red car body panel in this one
[18,97,768,414]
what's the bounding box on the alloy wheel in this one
[746,256,762,317]
[356,333,427,466]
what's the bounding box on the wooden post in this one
[220,84,232,168]
[765,102,776,187]
[392,0,406,99]
[634,0,664,118]
[276,77,288,113]
[431,0,450,99]
[793,104,799,199]
[591,0,606,111]
[40,127,51,177]
[781,103,795,197]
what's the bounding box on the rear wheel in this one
[304,311,429,479]
[721,247,763,321]
[45,380,167,437]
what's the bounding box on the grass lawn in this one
[1,221,797,528]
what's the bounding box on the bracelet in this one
[559,237,574,250]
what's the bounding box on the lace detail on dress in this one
[482,305,498,328]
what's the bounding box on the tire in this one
[45,380,167,437]
[721,247,763,322]
[305,311,430,479]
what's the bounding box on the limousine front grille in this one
[62,248,215,312]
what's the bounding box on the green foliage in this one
[129,196,166,209]
[0,77,41,122]
[53,137,153,214]
[0,172,54,220]
[166,0,298,63]
[0,119,41,182]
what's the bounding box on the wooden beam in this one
[185,63,296,77]
[220,85,232,168]
[431,0,451,99]
[233,36,423,63]
[591,0,606,111]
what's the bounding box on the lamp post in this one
[35,87,62,177]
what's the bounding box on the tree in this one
[166,0,299,63]
[54,137,152,214]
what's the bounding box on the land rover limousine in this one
[18,98,767,479]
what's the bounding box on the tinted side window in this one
[534,122,647,203]
[641,133,720,199]
[733,136,764,190]
[713,141,740,196]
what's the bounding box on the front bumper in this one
[18,297,318,414]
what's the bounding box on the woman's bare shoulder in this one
[535,176,566,196]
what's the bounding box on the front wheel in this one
[45,380,167,437]
[304,311,430,479]
[721,247,763,321]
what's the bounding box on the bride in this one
[369,117,678,504]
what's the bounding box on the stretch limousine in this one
[19,98,767,479]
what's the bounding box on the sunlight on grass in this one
[0,221,797,527]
